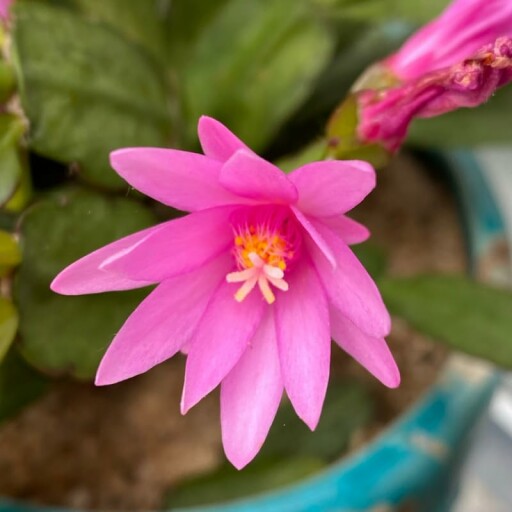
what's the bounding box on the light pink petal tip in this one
[95,256,230,386]
[50,224,161,295]
[275,262,330,431]
[319,215,370,245]
[308,220,391,338]
[181,281,266,414]
[110,148,241,212]
[221,312,283,469]
[220,149,298,204]
[289,160,376,217]
[198,116,251,162]
[102,206,234,283]
[331,308,400,388]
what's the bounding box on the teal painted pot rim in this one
[0,149,504,512]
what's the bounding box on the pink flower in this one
[51,117,399,468]
[387,0,512,80]
[339,0,512,154]
[358,37,512,152]
[0,0,13,21]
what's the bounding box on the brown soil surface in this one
[0,153,466,510]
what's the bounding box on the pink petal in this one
[95,255,231,385]
[0,0,13,20]
[330,307,400,388]
[110,148,242,212]
[275,262,330,431]
[308,219,391,338]
[289,160,376,216]
[50,224,162,295]
[219,149,298,204]
[181,281,266,413]
[198,116,251,162]
[317,215,370,245]
[221,311,283,469]
[102,206,235,282]
[389,0,512,80]
[292,207,336,269]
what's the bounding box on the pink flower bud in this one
[357,36,512,152]
[387,0,512,80]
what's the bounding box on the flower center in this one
[226,224,293,305]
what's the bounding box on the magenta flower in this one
[51,117,399,468]
[387,0,512,80]
[0,0,13,21]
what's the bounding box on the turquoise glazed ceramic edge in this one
[0,150,502,512]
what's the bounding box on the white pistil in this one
[263,264,284,279]
[226,252,289,304]
[267,276,289,292]
[225,268,255,283]
[234,274,259,302]
[258,274,275,304]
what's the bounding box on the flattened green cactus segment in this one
[180,0,334,150]
[380,274,512,368]
[0,230,21,276]
[165,457,325,509]
[14,188,156,379]
[261,380,374,461]
[0,114,26,208]
[0,299,18,363]
[12,1,172,189]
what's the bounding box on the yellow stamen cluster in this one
[234,225,292,271]
[227,224,293,304]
